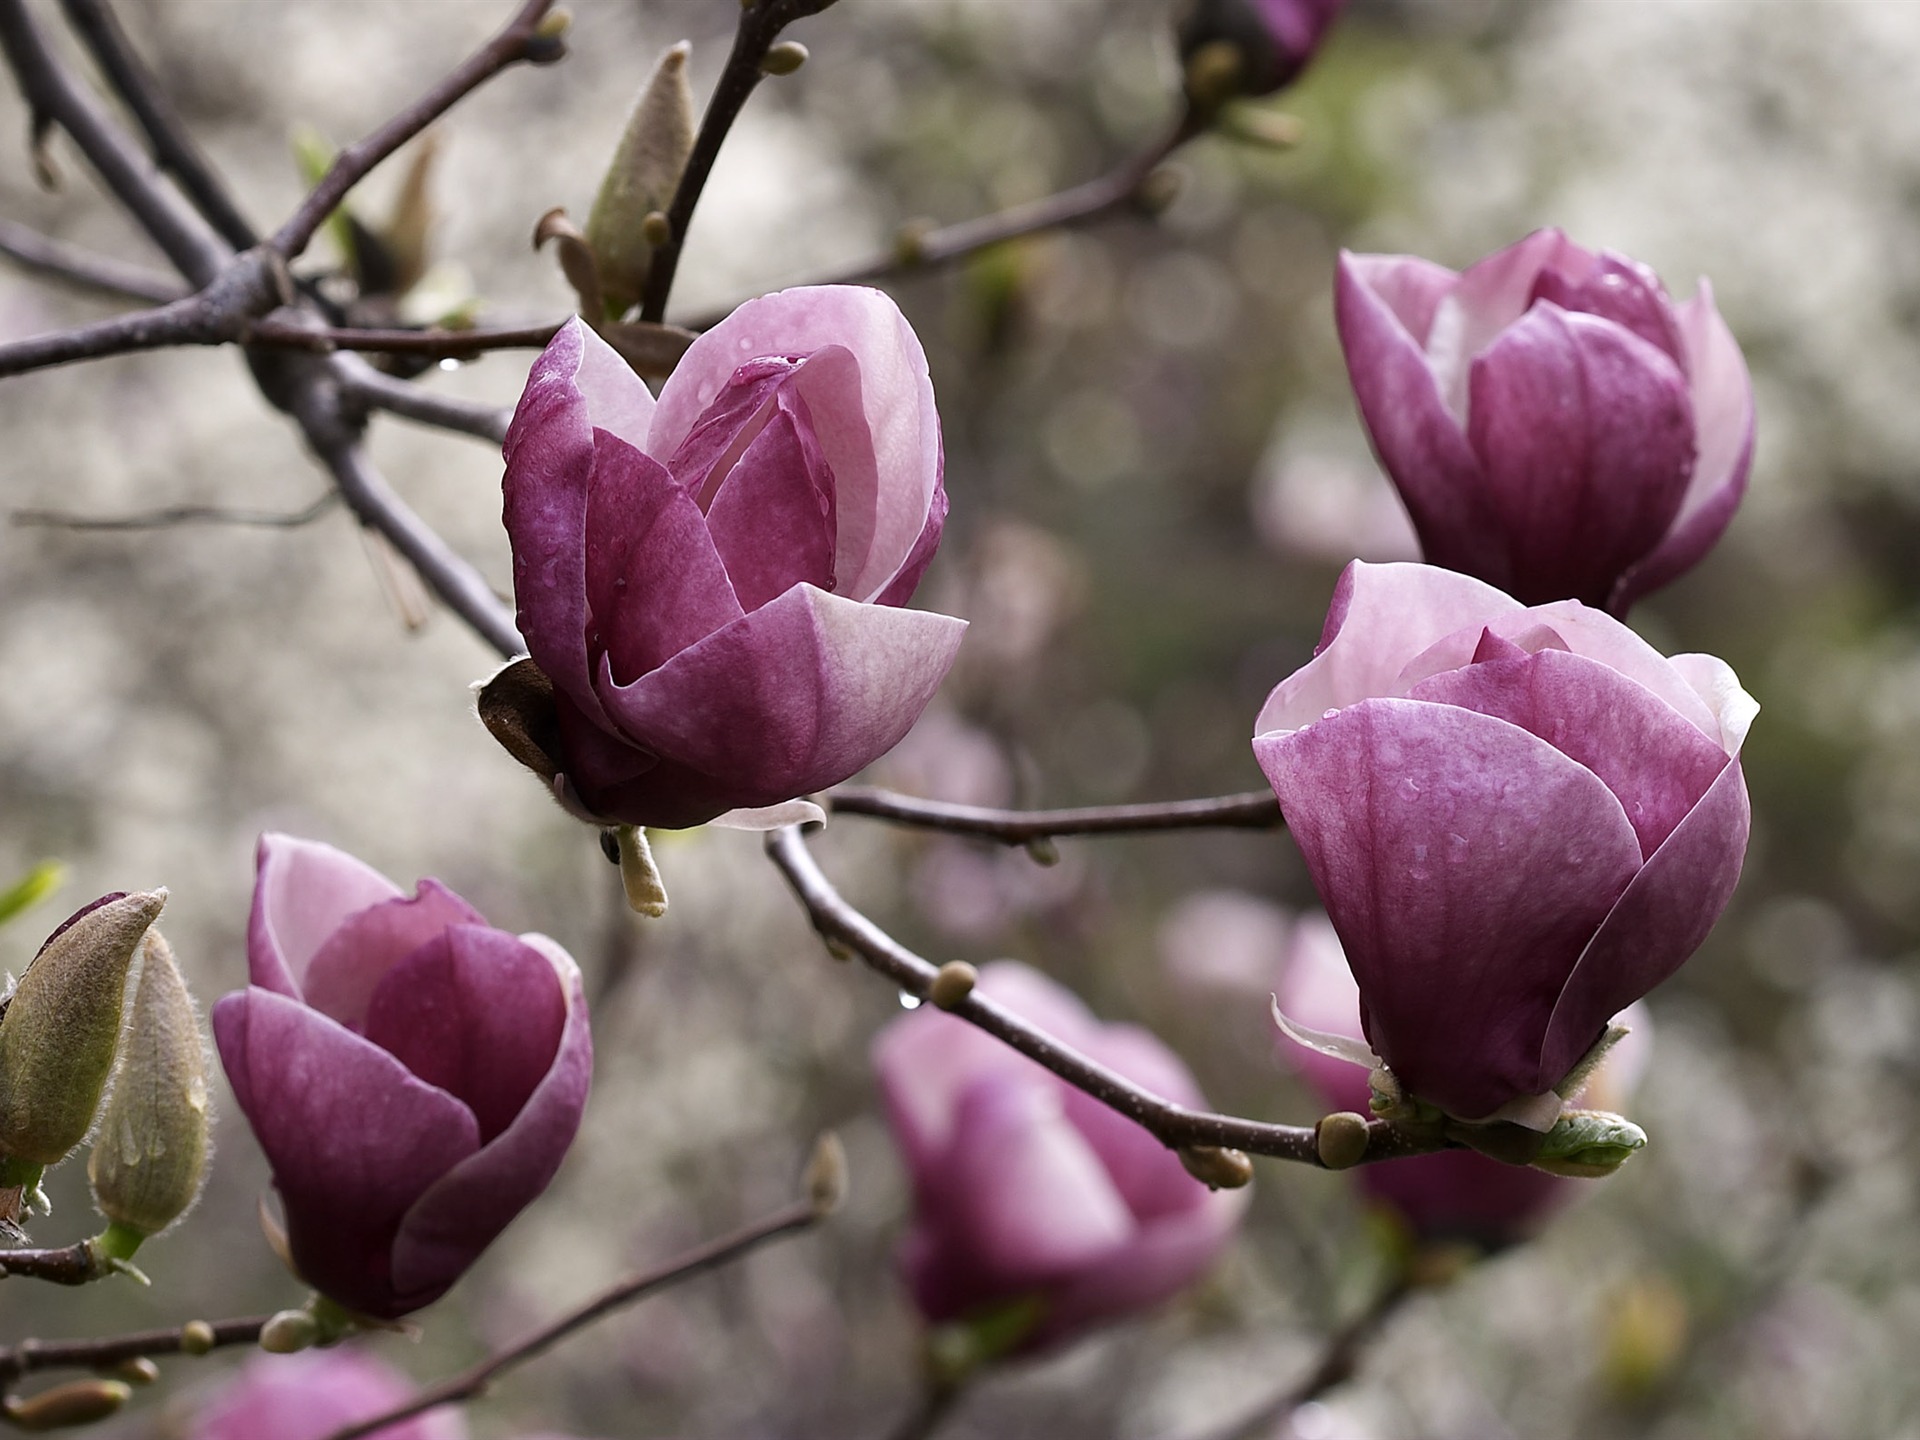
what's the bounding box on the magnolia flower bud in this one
[87,930,211,1240]
[0,890,167,1175]
[586,41,695,319]
[2,1379,131,1431]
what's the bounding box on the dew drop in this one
[1400,777,1421,800]
[899,992,922,1010]
[1322,708,1340,721]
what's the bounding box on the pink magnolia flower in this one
[874,963,1247,1351]
[195,1349,465,1440]
[1336,229,1754,613]
[497,286,965,830]
[1179,0,1348,97]
[212,835,592,1319]
[1252,561,1751,1125]
[1278,911,1650,1248]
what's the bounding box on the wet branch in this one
[827,785,1282,842]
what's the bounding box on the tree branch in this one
[827,785,1282,843]
[12,491,338,531]
[248,315,562,360]
[270,0,564,261]
[764,825,1439,1168]
[56,0,258,249]
[331,353,511,445]
[0,0,228,285]
[0,1317,266,1387]
[0,218,185,303]
[318,1197,825,1440]
[0,1240,101,1285]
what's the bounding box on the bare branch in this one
[0,218,185,303]
[271,0,564,261]
[0,0,228,285]
[331,354,510,445]
[0,1317,267,1387]
[827,785,1283,843]
[318,1197,823,1440]
[764,826,1441,1168]
[249,315,562,360]
[57,0,258,249]
[0,1240,99,1285]
[12,492,337,531]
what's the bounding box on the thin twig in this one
[638,0,836,323]
[0,1317,267,1387]
[12,492,338,531]
[331,354,511,444]
[827,786,1282,843]
[249,315,562,359]
[0,218,185,303]
[764,825,1439,1168]
[57,0,258,249]
[318,1199,821,1440]
[0,0,227,285]
[0,1241,99,1285]
[271,0,562,261]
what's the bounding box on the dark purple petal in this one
[389,935,592,1306]
[301,881,486,1034]
[1466,303,1695,606]
[703,394,838,609]
[248,834,403,1001]
[1537,759,1749,1090]
[662,354,802,508]
[1408,647,1730,858]
[211,989,479,1318]
[1361,1148,1570,1248]
[1530,250,1685,370]
[1335,254,1511,586]
[361,926,567,1143]
[1255,698,1644,1120]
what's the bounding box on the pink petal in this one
[1339,252,1459,347]
[1273,911,1378,1113]
[1254,560,1520,737]
[1667,651,1759,755]
[1407,647,1730,857]
[1038,1185,1247,1345]
[652,287,939,602]
[1255,699,1644,1120]
[870,450,947,608]
[301,880,486,1033]
[1529,250,1685,369]
[1465,303,1694,606]
[662,354,810,508]
[1425,228,1593,414]
[1612,281,1755,612]
[361,926,567,1143]
[1538,759,1748,1089]
[212,989,479,1318]
[595,583,964,809]
[702,394,838,610]
[1060,1025,1214,1223]
[248,833,403,1000]
[390,933,592,1305]
[583,432,742,685]
[196,1350,467,1440]
[1494,601,1724,744]
[1335,257,1509,585]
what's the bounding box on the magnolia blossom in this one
[212,835,592,1318]
[1253,561,1751,1125]
[1337,229,1754,613]
[494,286,965,830]
[1279,911,1650,1247]
[874,963,1247,1351]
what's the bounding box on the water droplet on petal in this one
[1322,708,1340,721]
[899,992,922,1010]
[1400,778,1421,800]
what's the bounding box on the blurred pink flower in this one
[874,963,1247,1351]
[1337,229,1754,612]
[213,834,592,1318]
[194,1349,464,1440]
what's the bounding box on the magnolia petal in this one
[1254,560,1521,737]
[1256,699,1644,1121]
[707,799,827,829]
[301,881,488,1034]
[248,834,403,1000]
[703,397,838,610]
[1498,601,1724,744]
[390,933,592,1305]
[1529,250,1685,369]
[1060,1023,1216,1222]
[1667,651,1759,755]
[1425,228,1593,414]
[1269,993,1379,1071]
[211,989,480,1319]
[870,453,947,609]
[1340,252,1458,348]
[1465,303,1694,607]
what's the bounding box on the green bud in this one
[87,930,211,1239]
[1314,1111,1371,1170]
[760,40,808,76]
[0,890,166,1170]
[2,1379,131,1431]
[586,41,695,319]
[258,1309,319,1354]
[178,1320,217,1356]
[1530,1108,1648,1178]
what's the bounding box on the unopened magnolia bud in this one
[2,1379,131,1431]
[761,41,808,75]
[586,41,695,318]
[1178,0,1345,103]
[617,826,668,918]
[258,1309,319,1354]
[1178,1144,1254,1190]
[928,961,977,1011]
[805,1130,849,1217]
[178,1320,217,1356]
[0,890,166,1170]
[1314,1111,1370,1170]
[640,209,672,247]
[1531,1109,1648,1178]
[1022,836,1060,867]
[1182,38,1245,109]
[87,931,211,1239]
[96,1357,158,1387]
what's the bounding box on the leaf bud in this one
[178,1320,218,1356]
[928,961,977,1011]
[0,890,166,1171]
[2,1380,131,1431]
[257,1309,320,1354]
[1178,1144,1255,1190]
[805,1130,849,1217]
[87,930,211,1240]
[586,42,695,319]
[761,41,808,76]
[95,1358,158,1387]
[1530,1109,1648,1178]
[1314,1110,1370,1170]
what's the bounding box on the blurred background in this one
[3,0,1919,1436]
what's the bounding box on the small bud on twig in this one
[1315,1111,1371,1170]
[760,41,808,76]
[805,1131,849,1217]
[928,961,978,1011]
[178,1320,217,1356]
[258,1309,319,1354]
[1023,837,1060,867]
[640,210,672,247]
[587,42,696,319]
[95,1358,158,1387]
[1178,1144,1254,1190]
[2,1379,131,1431]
